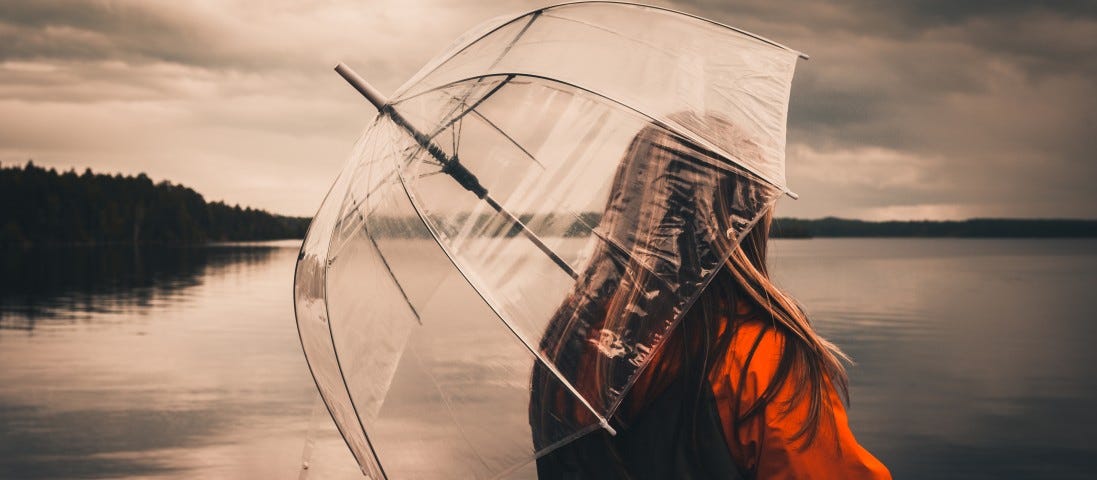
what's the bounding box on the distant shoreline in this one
[769,217,1097,239]
[6,216,1097,246]
[4,163,1094,246]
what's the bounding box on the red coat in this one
[708,318,892,479]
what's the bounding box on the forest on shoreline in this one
[3,162,1094,246]
[1,163,308,246]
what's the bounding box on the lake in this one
[2,239,1095,479]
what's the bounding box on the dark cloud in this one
[0,0,1093,219]
[884,1,1097,26]
[0,1,224,67]
[669,0,1096,218]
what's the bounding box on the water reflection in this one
[1,244,280,330]
[772,239,1097,479]
[1,239,1095,479]
[0,241,360,480]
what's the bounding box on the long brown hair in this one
[702,209,850,446]
[531,115,850,463]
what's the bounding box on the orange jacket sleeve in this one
[709,321,892,480]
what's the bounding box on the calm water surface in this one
[1,239,1095,479]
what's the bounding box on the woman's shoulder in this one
[708,317,894,480]
[706,316,792,438]
[715,317,786,386]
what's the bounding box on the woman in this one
[530,113,891,479]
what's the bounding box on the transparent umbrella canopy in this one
[294,2,805,478]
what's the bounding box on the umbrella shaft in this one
[335,63,578,279]
[382,101,580,281]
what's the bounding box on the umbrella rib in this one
[326,138,424,328]
[377,98,579,279]
[413,11,535,145]
[384,145,615,436]
[421,75,547,171]
[425,74,515,143]
[364,221,423,325]
[451,116,460,154]
[390,10,540,101]
[414,9,533,148]
[468,109,545,170]
[493,10,541,63]
[318,260,391,479]
[416,169,448,178]
[294,286,388,479]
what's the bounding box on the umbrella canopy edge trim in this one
[393,1,806,100]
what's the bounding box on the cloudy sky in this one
[1,0,1094,220]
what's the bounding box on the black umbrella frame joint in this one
[334,63,580,281]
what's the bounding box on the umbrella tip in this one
[334,62,390,111]
[600,418,617,436]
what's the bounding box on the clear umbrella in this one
[294,2,805,478]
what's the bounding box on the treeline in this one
[771,217,1097,238]
[1,162,309,246]
[4,161,1093,245]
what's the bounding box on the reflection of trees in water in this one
[0,245,279,330]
